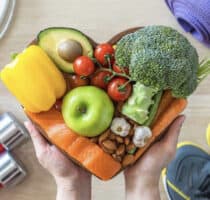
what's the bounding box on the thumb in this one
[161,115,185,158]
[24,121,48,157]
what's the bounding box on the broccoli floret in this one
[115,32,139,67]
[115,25,200,98]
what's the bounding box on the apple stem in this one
[78,106,86,114]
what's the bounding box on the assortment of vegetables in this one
[1,25,210,180]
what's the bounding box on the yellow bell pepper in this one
[0,45,66,113]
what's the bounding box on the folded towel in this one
[165,0,210,47]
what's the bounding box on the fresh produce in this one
[113,64,129,74]
[73,56,95,76]
[151,90,174,126]
[62,86,114,137]
[57,39,83,62]
[2,26,208,181]
[0,45,66,113]
[94,43,114,65]
[122,82,159,124]
[68,74,89,89]
[115,32,139,67]
[152,98,187,137]
[26,108,121,180]
[115,25,210,98]
[91,71,112,89]
[110,117,131,137]
[133,126,152,147]
[38,27,93,73]
[144,91,163,126]
[107,78,132,101]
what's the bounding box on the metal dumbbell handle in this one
[0,112,28,150]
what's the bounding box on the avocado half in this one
[37,27,93,73]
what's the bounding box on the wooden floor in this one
[0,0,210,199]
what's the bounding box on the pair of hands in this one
[24,115,185,200]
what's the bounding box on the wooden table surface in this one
[0,0,210,199]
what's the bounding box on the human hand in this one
[24,121,91,200]
[124,115,185,200]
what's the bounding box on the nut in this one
[124,137,130,146]
[102,140,117,151]
[101,145,114,154]
[116,136,124,143]
[109,133,116,140]
[116,144,125,156]
[126,143,136,152]
[99,130,110,144]
[90,137,98,143]
[122,154,135,167]
[112,154,122,162]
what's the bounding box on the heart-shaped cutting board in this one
[25,27,187,180]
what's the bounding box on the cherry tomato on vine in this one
[73,56,95,76]
[91,71,113,89]
[68,74,89,89]
[113,64,129,74]
[107,78,132,101]
[94,43,115,65]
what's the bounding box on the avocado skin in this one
[37,27,93,73]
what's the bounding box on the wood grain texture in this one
[0,0,210,200]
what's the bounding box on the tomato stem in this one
[118,80,132,92]
[104,54,112,69]
[100,68,132,81]
[92,58,103,68]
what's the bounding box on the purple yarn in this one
[165,0,210,47]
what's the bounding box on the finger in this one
[160,115,185,159]
[162,115,185,146]
[24,121,47,155]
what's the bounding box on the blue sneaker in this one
[162,142,210,200]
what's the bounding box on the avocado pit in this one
[57,39,83,62]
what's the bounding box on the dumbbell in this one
[0,112,28,188]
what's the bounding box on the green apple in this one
[62,86,114,137]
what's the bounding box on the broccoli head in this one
[115,25,199,98]
[115,32,139,67]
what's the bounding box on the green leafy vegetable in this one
[115,25,210,98]
[122,82,158,124]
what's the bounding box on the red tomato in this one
[94,43,114,65]
[73,56,95,76]
[68,74,89,89]
[113,64,129,74]
[91,71,113,89]
[107,78,132,101]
